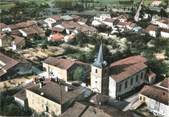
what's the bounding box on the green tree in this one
[71,66,84,81]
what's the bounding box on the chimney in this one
[39,82,43,88]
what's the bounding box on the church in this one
[90,44,156,99]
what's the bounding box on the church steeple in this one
[93,43,107,68]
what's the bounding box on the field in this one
[0,2,16,10]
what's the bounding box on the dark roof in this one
[44,57,76,70]
[145,24,158,32]
[11,35,25,45]
[103,18,115,23]
[160,78,169,89]
[62,21,79,29]
[27,81,84,104]
[14,90,26,100]
[61,102,87,117]
[8,20,37,30]
[93,44,107,68]
[81,105,137,117]
[52,27,65,33]
[20,25,44,36]
[44,57,88,70]
[0,53,19,77]
[140,85,169,105]
[110,55,147,82]
[51,16,61,21]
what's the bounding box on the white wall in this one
[14,97,25,107]
[109,77,116,99]
[109,69,146,99]
[148,98,169,117]
[0,39,2,47]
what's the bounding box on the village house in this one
[139,79,169,117]
[0,53,19,81]
[61,101,139,117]
[145,24,169,38]
[60,102,87,117]
[61,20,97,36]
[7,20,37,32]
[151,0,162,7]
[14,89,28,110]
[44,18,57,29]
[26,80,90,116]
[94,14,112,22]
[102,18,116,27]
[43,56,90,82]
[19,25,45,38]
[151,17,169,29]
[90,44,156,99]
[52,25,65,33]
[82,106,138,117]
[48,33,64,42]
[61,15,73,21]
[0,33,25,50]
[64,33,76,43]
[61,21,79,34]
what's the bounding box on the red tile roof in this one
[27,80,84,104]
[0,53,19,77]
[160,78,169,89]
[51,16,61,21]
[44,57,89,70]
[11,35,25,45]
[140,85,169,105]
[8,20,37,30]
[62,21,79,29]
[145,24,169,33]
[44,57,75,70]
[50,33,64,41]
[145,24,157,32]
[110,56,147,82]
[0,23,7,29]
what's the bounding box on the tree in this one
[71,66,84,81]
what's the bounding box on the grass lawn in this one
[143,0,154,6]
[0,2,16,10]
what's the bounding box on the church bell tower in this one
[90,44,109,95]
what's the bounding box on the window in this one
[45,106,49,112]
[139,96,142,101]
[125,81,128,88]
[95,69,97,73]
[119,84,122,92]
[136,75,138,82]
[141,72,144,79]
[130,78,133,85]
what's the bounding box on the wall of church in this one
[109,68,147,99]
[109,77,116,98]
